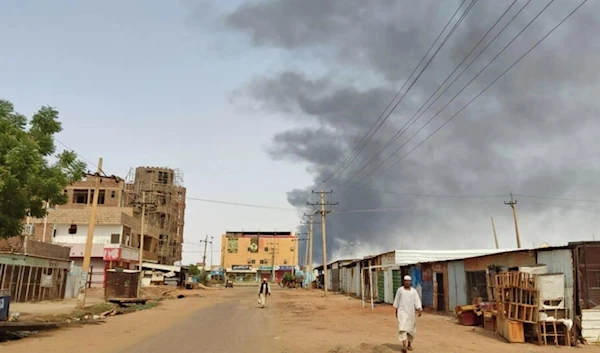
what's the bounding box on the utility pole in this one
[504,193,522,248]
[308,190,338,296]
[77,157,103,309]
[135,191,153,298]
[210,236,214,268]
[200,234,209,271]
[301,214,320,289]
[295,233,307,266]
[293,234,308,283]
[490,217,499,249]
[266,241,280,283]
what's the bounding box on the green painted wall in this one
[392,270,402,295]
[378,271,385,300]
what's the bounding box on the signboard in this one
[227,238,239,254]
[278,266,294,271]
[259,266,273,271]
[249,237,259,253]
[231,265,252,271]
[104,248,121,261]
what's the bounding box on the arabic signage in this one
[104,248,121,261]
[259,266,273,271]
[278,266,294,271]
[231,265,252,271]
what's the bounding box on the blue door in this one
[448,261,467,310]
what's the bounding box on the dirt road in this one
[2,287,597,353]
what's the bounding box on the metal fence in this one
[0,264,68,302]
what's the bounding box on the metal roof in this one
[392,249,521,266]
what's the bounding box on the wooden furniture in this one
[537,321,571,346]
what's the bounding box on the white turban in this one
[403,275,411,281]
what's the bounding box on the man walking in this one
[393,275,422,352]
[258,278,271,308]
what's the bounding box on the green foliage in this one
[283,272,294,282]
[187,264,202,276]
[0,99,87,238]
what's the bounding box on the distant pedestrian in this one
[393,275,422,352]
[258,278,271,308]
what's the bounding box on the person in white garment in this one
[258,278,271,308]
[393,275,423,352]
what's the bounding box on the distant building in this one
[24,166,186,287]
[220,231,299,283]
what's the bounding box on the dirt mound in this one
[141,286,179,299]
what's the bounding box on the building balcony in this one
[143,250,159,263]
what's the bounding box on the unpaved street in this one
[2,288,597,353]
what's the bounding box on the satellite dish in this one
[539,242,550,248]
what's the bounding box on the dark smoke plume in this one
[214,0,600,263]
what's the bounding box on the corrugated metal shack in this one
[368,249,512,306]
[413,249,536,313]
[0,236,71,302]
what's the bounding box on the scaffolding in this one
[124,166,186,265]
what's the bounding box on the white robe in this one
[258,282,271,307]
[393,287,422,336]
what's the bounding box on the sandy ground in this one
[1,288,597,352]
[273,290,597,353]
[9,288,106,318]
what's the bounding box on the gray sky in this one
[2,0,599,266]
[0,0,311,265]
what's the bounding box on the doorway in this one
[436,272,445,312]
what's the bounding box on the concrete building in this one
[125,167,186,265]
[221,231,299,283]
[23,166,186,287]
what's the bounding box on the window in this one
[52,229,57,238]
[260,260,264,265]
[251,259,256,264]
[157,171,169,184]
[110,234,120,244]
[97,191,105,205]
[283,259,288,265]
[466,271,489,303]
[111,191,116,198]
[264,247,269,252]
[73,189,88,204]
[68,224,77,234]
[72,189,105,204]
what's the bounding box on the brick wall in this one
[46,207,129,224]
[0,236,70,260]
[63,176,124,207]
[0,237,25,253]
[24,237,71,260]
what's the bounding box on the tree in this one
[187,264,202,276]
[0,99,87,238]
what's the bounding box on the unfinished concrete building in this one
[125,167,186,266]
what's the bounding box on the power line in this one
[54,138,108,176]
[344,0,521,184]
[360,0,542,184]
[333,201,600,215]
[514,194,600,204]
[185,196,297,211]
[333,183,505,199]
[365,0,585,184]
[324,0,473,184]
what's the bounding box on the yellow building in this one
[221,231,299,283]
